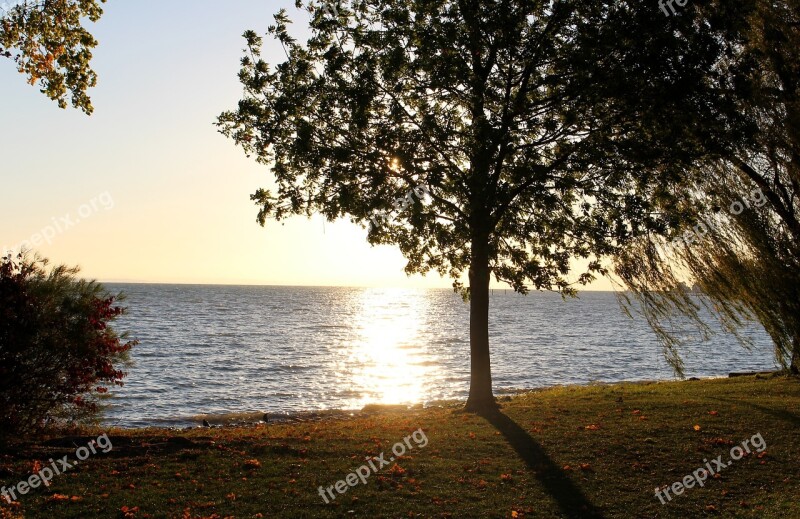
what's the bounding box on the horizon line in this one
[96,280,620,292]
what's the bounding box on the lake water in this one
[104,284,778,428]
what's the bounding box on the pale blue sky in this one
[0,0,612,289]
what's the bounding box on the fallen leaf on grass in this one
[709,438,734,446]
[244,459,262,469]
[47,494,82,503]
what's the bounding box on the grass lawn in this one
[1,375,798,518]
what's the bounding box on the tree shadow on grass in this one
[709,396,800,428]
[480,410,605,518]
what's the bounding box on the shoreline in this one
[101,371,783,431]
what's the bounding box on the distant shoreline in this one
[100,281,620,292]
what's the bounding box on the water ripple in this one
[104,285,778,427]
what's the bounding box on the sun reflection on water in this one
[341,288,440,408]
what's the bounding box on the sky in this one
[0,0,613,290]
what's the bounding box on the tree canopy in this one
[219,0,744,410]
[0,0,106,114]
[615,0,800,375]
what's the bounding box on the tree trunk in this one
[464,233,498,413]
[791,336,800,375]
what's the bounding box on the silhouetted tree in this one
[219,0,741,411]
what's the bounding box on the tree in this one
[0,252,134,440]
[615,0,800,375]
[218,0,739,412]
[0,0,106,114]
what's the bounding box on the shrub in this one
[0,252,135,440]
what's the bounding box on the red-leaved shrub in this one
[0,252,136,440]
